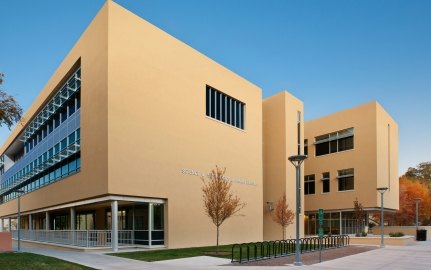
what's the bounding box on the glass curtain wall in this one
[106,202,164,246]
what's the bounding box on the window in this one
[76,213,94,230]
[338,168,354,191]
[304,139,308,156]
[60,107,67,123]
[206,85,245,129]
[54,113,60,128]
[322,172,330,193]
[315,128,354,156]
[304,174,315,195]
[60,138,67,150]
[68,97,76,116]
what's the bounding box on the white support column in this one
[45,212,50,230]
[70,207,76,230]
[132,206,135,245]
[149,203,153,248]
[111,200,118,252]
[70,207,76,246]
[8,217,11,231]
[29,214,33,230]
[0,219,3,232]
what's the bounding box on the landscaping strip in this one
[0,252,95,270]
[110,245,234,262]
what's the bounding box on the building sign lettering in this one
[181,168,257,186]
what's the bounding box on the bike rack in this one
[231,234,350,263]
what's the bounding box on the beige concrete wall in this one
[105,2,263,248]
[0,2,110,217]
[0,1,263,249]
[304,102,399,212]
[263,91,304,240]
[376,105,399,210]
[373,226,431,240]
[349,235,415,246]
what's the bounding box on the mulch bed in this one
[230,245,377,266]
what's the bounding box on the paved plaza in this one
[20,241,431,270]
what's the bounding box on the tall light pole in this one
[15,190,25,252]
[289,154,307,266]
[376,187,388,248]
[414,198,421,230]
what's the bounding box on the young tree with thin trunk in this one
[272,194,294,240]
[0,73,23,129]
[353,198,366,236]
[201,166,246,253]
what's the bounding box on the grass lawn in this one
[0,252,95,270]
[110,244,235,262]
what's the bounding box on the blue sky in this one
[0,0,430,175]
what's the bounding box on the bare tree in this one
[0,73,23,129]
[272,194,294,240]
[201,166,246,253]
[353,197,366,236]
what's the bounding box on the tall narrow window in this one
[322,172,330,193]
[215,91,221,120]
[338,168,354,191]
[304,139,308,156]
[210,88,216,118]
[304,174,315,195]
[205,85,245,129]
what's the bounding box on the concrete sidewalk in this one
[21,241,431,270]
[302,242,431,270]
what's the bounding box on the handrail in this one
[231,234,350,263]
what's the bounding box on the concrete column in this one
[45,212,50,230]
[111,200,118,252]
[70,207,76,246]
[29,214,33,230]
[132,206,135,244]
[70,207,76,230]
[0,218,3,232]
[149,203,153,248]
[8,217,11,231]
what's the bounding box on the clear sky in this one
[0,0,430,175]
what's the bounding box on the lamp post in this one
[414,198,421,230]
[15,190,25,252]
[288,154,307,266]
[376,187,388,248]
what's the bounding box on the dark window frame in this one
[304,174,316,195]
[205,85,245,130]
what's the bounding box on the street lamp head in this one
[414,197,422,202]
[288,155,307,167]
[376,187,388,194]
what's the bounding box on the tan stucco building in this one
[304,102,399,235]
[0,1,398,251]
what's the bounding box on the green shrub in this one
[361,231,368,237]
[389,232,404,237]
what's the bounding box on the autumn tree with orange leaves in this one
[272,194,295,240]
[386,176,431,226]
[201,166,246,253]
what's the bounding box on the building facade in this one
[303,102,399,235]
[0,1,398,251]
